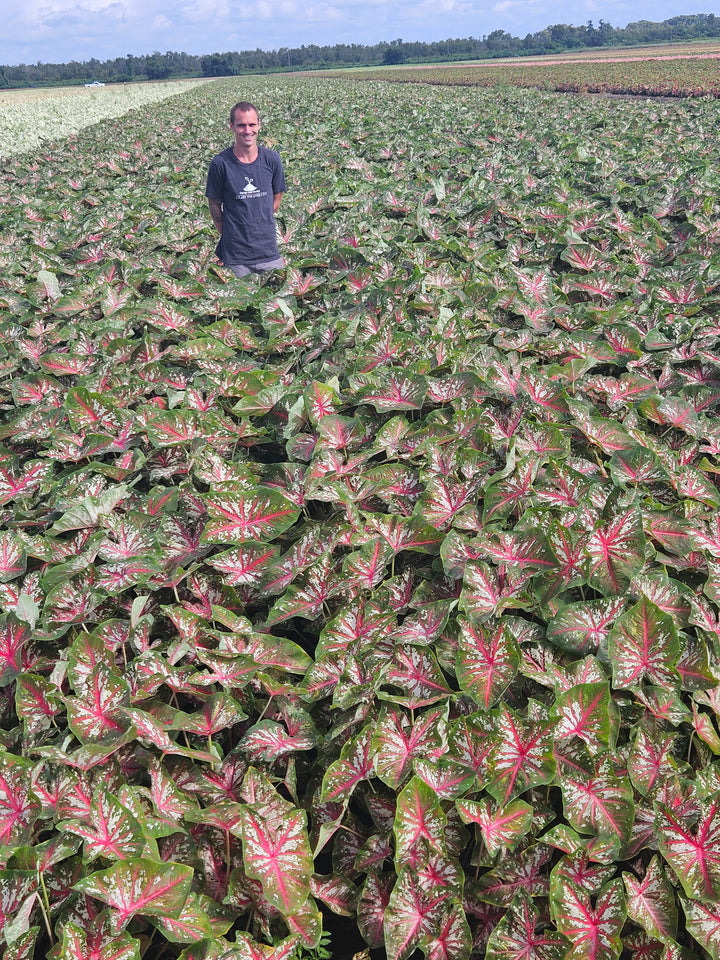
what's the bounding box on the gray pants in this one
[226,257,284,278]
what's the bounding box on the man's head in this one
[230,101,259,125]
[229,102,261,153]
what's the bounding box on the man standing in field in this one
[205,101,286,278]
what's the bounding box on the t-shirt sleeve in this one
[271,154,287,195]
[205,158,224,200]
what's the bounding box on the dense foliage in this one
[1,13,719,87]
[355,53,720,99]
[0,81,210,161]
[2,74,720,960]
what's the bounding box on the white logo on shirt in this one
[242,177,258,193]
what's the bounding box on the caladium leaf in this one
[384,864,470,960]
[372,705,445,790]
[73,857,194,935]
[65,663,130,743]
[547,598,626,654]
[58,921,141,960]
[239,790,314,915]
[550,682,619,754]
[214,624,312,674]
[656,796,720,901]
[456,797,533,856]
[240,719,317,761]
[202,486,300,543]
[460,561,528,621]
[16,671,62,733]
[3,927,40,960]
[551,878,626,960]
[310,874,356,916]
[0,531,26,583]
[0,870,34,942]
[358,872,393,948]
[384,643,453,708]
[393,777,447,865]
[584,507,645,596]
[569,403,635,454]
[559,758,634,848]
[48,484,130,534]
[485,888,565,960]
[456,615,520,709]
[541,518,587,599]
[342,537,393,591]
[549,848,616,897]
[416,475,482,530]
[205,542,279,585]
[320,727,374,803]
[607,597,680,690]
[424,903,474,960]
[0,459,53,506]
[482,457,538,524]
[141,756,198,829]
[623,855,678,944]
[179,692,247,737]
[59,784,145,861]
[150,892,216,942]
[0,754,39,850]
[65,386,121,434]
[486,703,555,803]
[628,725,684,796]
[680,894,720,960]
[222,932,300,960]
[0,616,32,686]
[608,444,669,487]
[352,370,427,412]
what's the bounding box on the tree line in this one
[1,13,718,87]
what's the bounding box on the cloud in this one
[179,0,230,22]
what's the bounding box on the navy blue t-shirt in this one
[205,145,287,265]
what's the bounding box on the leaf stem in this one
[37,867,54,946]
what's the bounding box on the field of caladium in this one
[0,80,212,161]
[355,46,720,98]
[2,73,720,960]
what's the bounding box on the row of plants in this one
[348,55,720,98]
[0,80,210,160]
[2,75,720,960]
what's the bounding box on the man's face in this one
[230,109,260,150]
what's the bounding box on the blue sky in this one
[1,1,717,66]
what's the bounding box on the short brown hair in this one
[230,101,260,124]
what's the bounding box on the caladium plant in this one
[1,67,720,960]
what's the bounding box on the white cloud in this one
[419,0,472,13]
[179,0,230,23]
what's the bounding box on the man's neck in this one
[233,145,259,163]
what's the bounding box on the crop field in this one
[339,43,720,97]
[2,73,720,960]
[0,79,212,160]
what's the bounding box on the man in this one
[205,101,286,278]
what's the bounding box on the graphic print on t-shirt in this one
[235,176,267,201]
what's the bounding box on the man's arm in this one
[273,193,284,214]
[207,198,223,234]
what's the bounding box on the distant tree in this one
[485,29,517,56]
[145,52,172,80]
[382,46,406,65]
[200,53,239,77]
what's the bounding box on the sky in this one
[1,0,717,66]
